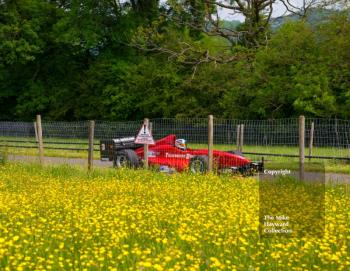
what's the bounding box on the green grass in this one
[1,137,349,174]
[0,146,8,165]
[0,136,99,159]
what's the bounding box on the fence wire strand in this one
[0,117,349,163]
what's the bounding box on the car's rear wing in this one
[100,137,142,161]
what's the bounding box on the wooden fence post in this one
[308,121,314,161]
[88,120,95,171]
[144,118,149,169]
[240,124,244,152]
[208,115,214,172]
[236,124,240,151]
[299,115,305,180]
[34,121,38,142]
[36,115,44,165]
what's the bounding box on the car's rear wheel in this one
[189,156,209,174]
[114,149,140,168]
[238,164,254,176]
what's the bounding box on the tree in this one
[221,21,338,118]
[281,0,349,18]
[317,12,350,118]
[1,0,349,121]
[0,0,53,119]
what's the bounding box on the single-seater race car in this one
[100,134,264,175]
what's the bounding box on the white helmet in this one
[175,139,187,150]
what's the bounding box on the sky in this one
[159,0,344,21]
[218,0,306,21]
[159,0,308,21]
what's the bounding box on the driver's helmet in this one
[175,139,187,150]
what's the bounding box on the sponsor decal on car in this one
[165,153,193,159]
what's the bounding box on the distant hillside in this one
[271,8,337,30]
[218,9,337,33]
[221,20,241,30]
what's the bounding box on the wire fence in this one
[0,117,349,166]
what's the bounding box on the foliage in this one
[0,1,349,120]
[221,18,349,119]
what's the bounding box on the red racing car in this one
[100,134,263,175]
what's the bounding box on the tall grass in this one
[0,163,348,270]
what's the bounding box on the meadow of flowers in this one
[0,163,349,270]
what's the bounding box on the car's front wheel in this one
[189,155,209,174]
[114,149,140,168]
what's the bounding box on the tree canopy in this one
[0,0,349,120]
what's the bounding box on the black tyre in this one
[189,155,209,174]
[114,149,140,168]
[238,164,253,176]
